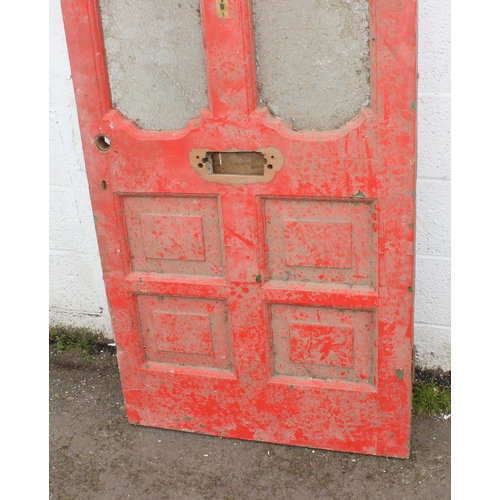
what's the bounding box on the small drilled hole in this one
[198,163,203,168]
[267,164,273,170]
[95,134,111,152]
[100,180,107,190]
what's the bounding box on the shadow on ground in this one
[49,348,450,500]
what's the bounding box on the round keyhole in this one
[95,134,112,152]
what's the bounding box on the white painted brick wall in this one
[416,95,451,179]
[49,0,451,369]
[414,0,451,370]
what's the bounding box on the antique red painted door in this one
[61,0,416,457]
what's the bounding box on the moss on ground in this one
[49,326,108,361]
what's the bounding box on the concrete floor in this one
[49,348,450,500]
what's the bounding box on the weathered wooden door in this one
[61,0,416,457]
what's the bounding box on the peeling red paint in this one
[61,0,416,458]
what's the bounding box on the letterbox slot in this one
[207,151,266,176]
